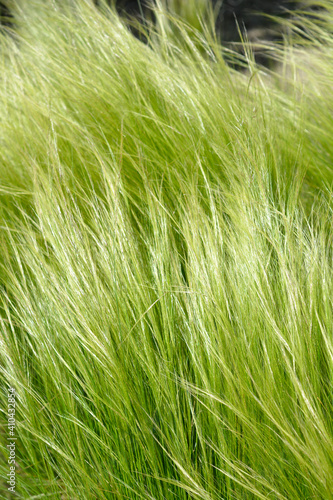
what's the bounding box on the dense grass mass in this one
[1,1,333,498]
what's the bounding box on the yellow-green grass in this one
[0,1,333,498]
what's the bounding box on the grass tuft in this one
[1,1,333,498]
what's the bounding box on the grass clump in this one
[0,1,333,498]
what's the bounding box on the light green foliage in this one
[0,1,333,498]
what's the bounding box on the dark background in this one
[114,0,300,42]
[113,1,306,65]
[0,1,315,64]
[0,1,301,36]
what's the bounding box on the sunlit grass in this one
[0,1,333,498]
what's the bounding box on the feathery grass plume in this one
[0,0,333,498]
